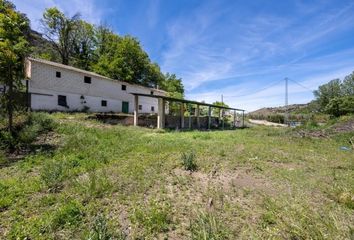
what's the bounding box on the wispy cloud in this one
[13,0,103,31]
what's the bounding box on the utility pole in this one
[285,77,288,126]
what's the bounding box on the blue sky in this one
[13,0,354,111]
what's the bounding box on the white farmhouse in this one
[24,58,166,113]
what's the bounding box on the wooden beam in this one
[134,95,139,126]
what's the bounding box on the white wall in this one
[28,60,165,113]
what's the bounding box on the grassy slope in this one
[0,113,353,239]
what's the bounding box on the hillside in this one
[0,113,353,239]
[248,104,309,115]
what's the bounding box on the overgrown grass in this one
[0,112,56,151]
[0,113,353,239]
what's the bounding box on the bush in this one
[190,211,229,239]
[325,96,354,117]
[181,151,197,171]
[40,160,65,191]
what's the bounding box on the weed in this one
[88,213,126,240]
[181,151,197,171]
[40,160,65,191]
[190,211,229,240]
[131,199,172,235]
[51,200,83,229]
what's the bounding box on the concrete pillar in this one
[242,111,245,128]
[188,104,192,129]
[208,106,211,129]
[157,98,165,129]
[233,110,236,128]
[196,105,200,129]
[180,103,185,129]
[134,95,139,126]
[222,108,224,130]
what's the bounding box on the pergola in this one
[131,93,245,129]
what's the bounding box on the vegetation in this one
[0,0,30,135]
[0,113,352,239]
[314,72,354,116]
[181,151,198,171]
[38,6,184,95]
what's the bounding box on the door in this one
[122,101,129,113]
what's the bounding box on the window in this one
[150,91,154,95]
[151,106,155,112]
[58,95,67,107]
[121,84,126,91]
[84,76,91,84]
[101,100,107,107]
[138,105,142,110]
[56,71,61,78]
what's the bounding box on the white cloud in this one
[12,0,103,31]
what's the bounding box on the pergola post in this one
[208,106,211,129]
[157,98,165,129]
[233,110,236,128]
[133,95,139,126]
[196,105,200,129]
[188,104,192,129]
[180,103,185,129]
[222,108,225,130]
[242,110,245,128]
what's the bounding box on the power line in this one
[223,79,284,98]
[288,78,314,92]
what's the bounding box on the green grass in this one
[0,113,353,239]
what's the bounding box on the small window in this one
[121,85,126,91]
[101,100,107,107]
[84,76,91,84]
[151,106,155,112]
[56,71,61,78]
[58,95,67,107]
[138,105,142,110]
[150,91,154,95]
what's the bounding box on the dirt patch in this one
[332,119,354,133]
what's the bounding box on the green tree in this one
[211,101,229,117]
[0,0,30,134]
[341,71,354,96]
[160,73,184,98]
[313,79,342,110]
[72,20,96,70]
[325,96,354,117]
[41,7,80,65]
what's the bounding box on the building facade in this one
[25,58,166,113]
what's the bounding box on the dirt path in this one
[248,119,287,127]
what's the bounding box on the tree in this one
[313,79,342,110]
[211,101,229,117]
[341,71,354,96]
[93,35,156,86]
[0,0,30,134]
[72,20,96,70]
[160,73,184,99]
[325,96,354,117]
[41,7,80,65]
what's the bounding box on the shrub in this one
[190,211,229,239]
[18,124,41,145]
[325,96,354,117]
[40,160,65,191]
[51,200,83,229]
[27,112,56,132]
[181,151,197,171]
